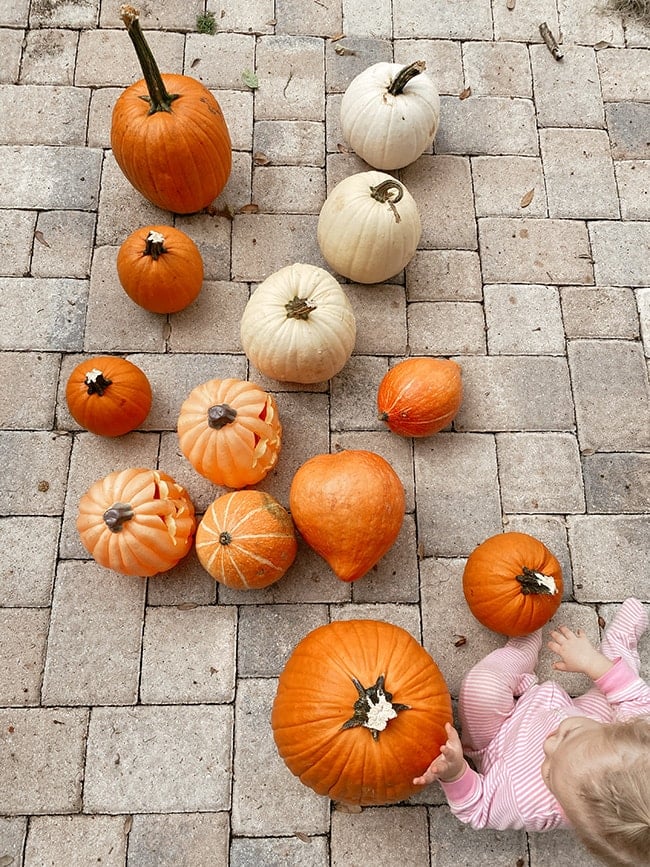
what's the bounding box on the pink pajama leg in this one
[459,631,542,752]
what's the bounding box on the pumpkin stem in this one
[341,674,410,741]
[207,403,238,429]
[120,5,179,114]
[516,566,559,596]
[84,368,112,396]
[103,501,135,532]
[370,179,404,223]
[144,230,167,260]
[387,60,426,96]
[218,531,232,545]
[285,297,317,320]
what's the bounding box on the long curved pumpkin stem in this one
[387,60,426,96]
[120,5,179,114]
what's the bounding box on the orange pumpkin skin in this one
[65,356,152,437]
[272,619,453,806]
[177,378,282,489]
[196,490,297,589]
[289,450,405,582]
[111,9,231,214]
[377,357,463,437]
[463,532,563,636]
[116,225,204,313]
[77,468,196,577]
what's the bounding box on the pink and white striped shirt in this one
[440,659,650,831]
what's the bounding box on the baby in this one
[413,598,650,867]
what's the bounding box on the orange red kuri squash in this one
[65,355,152,437]
[195,490,297,589]
[111,5,232,214]
[77,468,196,576]
[271,619,453,806]
[462,532,563,636]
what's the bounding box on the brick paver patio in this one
[0,1,648,865]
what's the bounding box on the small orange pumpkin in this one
[463,532,563,636]
[177,378,282,489]
[289,449,405,582]
[195,490,297,589]
[65,356,152,437]
[377,357,463,437]
[77,468,196,576]
[116,225,204,314]
[272,619,453,806]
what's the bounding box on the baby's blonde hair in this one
[570,717,650,867]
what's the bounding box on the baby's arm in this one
[413,722,467,786]
[548,625,613,680]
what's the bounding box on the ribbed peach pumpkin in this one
[65,355,152,437]
[289,450,405,582]
[463,532,563,636]
[196,490,297,589]
[377,357,463,437]
[272,619,453,806]
[77,468,195,576]
[177,378,282,489]
[116,225,204,314]
[111,5,232,214]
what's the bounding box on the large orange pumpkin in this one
[462,532,563,636]
[177,378,282,489]
[288,450,405,582]
[116,225,204,314]
[111,5,232,214]
[77,468,196,576]
[65,356,152,437]
[271,619,453,806]
[196,490,297,589]
[377,357,463,437]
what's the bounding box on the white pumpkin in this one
[240,263,357,384]
[317,171,421,285]
[340,61,440,170]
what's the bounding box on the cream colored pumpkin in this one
[240,263,357,384]
[340,61,440,170]
[317,171,421,285]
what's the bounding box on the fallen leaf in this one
[459,86,471,100]
[330,31,345,41]
[0,856,15,867]
[294,832,311,843]
[191,57,200,68]
[38,480,50,492]
[176,602,198,610]
[241,69,259,89]
[520,188,535,208]
[598,615,606,628]
[594,40,613,49]
[453,635,467,647]
[253,151,270,165]
[34,230,50,247]
[333,801,363,813]
[206,204,236,220]
[334,44,357,56]
[162,321,172,341]
[123,816,133,835]
[239,203,259,214]
[336,142,353,153]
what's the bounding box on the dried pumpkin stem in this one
[84,369,112,396]
[144,230,167,260]
[120,5,179,114]
[285,297,317,320]
[370,179,403,204]
[207,403,238,429]
[341,674,410,741]
[516,566,558,596]
[103,502,135,532]
[387,60,426,96]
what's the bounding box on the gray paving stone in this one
[20,28,77,86]
[492,0,560,43]
[30,0,99,28]
[255,36,325,121]
[454,356,575,432]
[435,96,538,156]
[529,826,607,865]
[84,705,233,813]
[560,286,640,339]
[41,560,145,707]
[1,1,28,27]
[394,0,492,39]
[414,432,502,557]
[166,281,249,354]
[557,0,625,45]
[0,351,60,429]
[471,156,548,218]
[615,160,650,220]
[98,1,203,30]
[330,602,422,642]
[407,301,487,355]
[568,340,649,452]
[237,604,328,677]
[254,120,325,166]
[217,89,255,153]
[331,806,429,865]
[496,432,585,514]
[402,156,477,250]
[252,165,326,213]
[141,606,236,703]
[0,608,48,706]
[174,213,233,282]
[95,158,167,246]
[184,32,256,89]
[638,287,650,356]
[462,41,532,97]
[25,815,127,867]
[0,277,87,351]
[0,707,87,814]
[231,835,328,867]
[351,514,420,604]
[583,453,650,513]
[128,813,230,867]
[277,0,341,36]
[232,678,329,835]
[32,211,96,279]
[0,430,71,516]
[0,28,22,83]
[428,804,528,865]
[330,355,397,432]
[346,283,407,356]
[394,40,464,96]
[75,28,183,87]
[0,817,26,866]
[0,146,101,210]
[568,516,650,601]
[200,0,275,34]
[145,549,218,608]
[484,284,564,354]
[478,218,593,285]
[503,515,574,592]
[406,250,483,301]
[0,516,59,606]
[597,48,650,101]
[590,220,650,287]
[529,45,604,129]
[325,37,393,93]
[606,102,650,159]
[232,214,323,282]
[0,85,90,146]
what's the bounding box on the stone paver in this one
[1,3,648,865]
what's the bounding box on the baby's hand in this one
[548,625,613,680]
[413,722,467,786]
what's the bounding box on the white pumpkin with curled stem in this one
[340,61,440,170]
[240,263,357,384]
[317,171,421,284]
